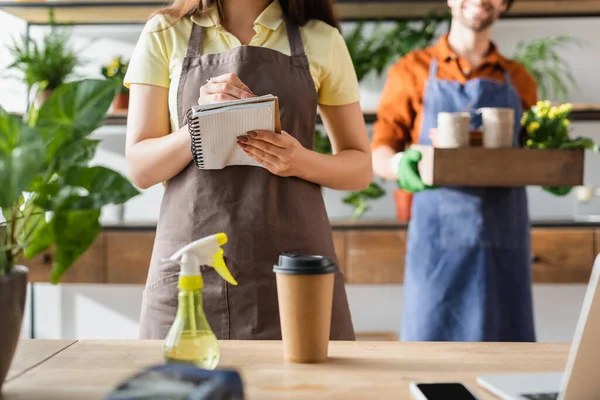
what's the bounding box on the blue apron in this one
[400,59,536,342]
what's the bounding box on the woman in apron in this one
[123,0,371,340]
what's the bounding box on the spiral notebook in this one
[186,95,281,170]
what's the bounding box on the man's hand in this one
[397,148,436,193]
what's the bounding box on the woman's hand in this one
[236,130,306,177]
[199,73,255,104]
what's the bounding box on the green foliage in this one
[344,13,450,82]
[0,79,140,282]
[513,36,585,102]
[342,182,386,220]
[6,19,81,91]
[314,128,332,155]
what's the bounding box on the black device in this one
[410,382,478,400]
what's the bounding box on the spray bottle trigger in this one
[213,249,238,286]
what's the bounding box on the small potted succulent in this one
[0,78,140,392]
[101,56,130,112]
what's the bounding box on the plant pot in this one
[0,265,28,392]
[113,92,129,112]
[33,89,53,109]
[394,189,412,222]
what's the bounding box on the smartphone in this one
[105,364,245,400]
[410,382,478,400]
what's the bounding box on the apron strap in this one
[285,17,305,57]
[186,22,205,58]
[502,69,513,86]
[428,58,439,80]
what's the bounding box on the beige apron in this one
[139,17,356,341]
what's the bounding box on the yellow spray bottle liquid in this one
[161,233,238,369]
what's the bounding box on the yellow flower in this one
[535,107,546,118]
[548,108,557,119]
[521,114,528,125]
[108,58,121,70]
[527,121,540,134]
[557,103,572,116]
[562,119,570,127]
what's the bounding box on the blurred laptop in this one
[477,253,600,400]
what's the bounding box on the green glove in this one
[396,148,436,193]
[542,186,573,196]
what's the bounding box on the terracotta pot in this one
[113,92,129,111]
[0,265,28,392]
[33,89,53,109]
[394,189,412,222]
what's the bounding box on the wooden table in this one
[2,339,570,399]
[5,340,76,382]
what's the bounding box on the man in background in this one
[370,0,542,342]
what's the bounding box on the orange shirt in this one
[371,35,538,152]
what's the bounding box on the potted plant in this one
[512,36,585,102]
[521,100,597,196]
[0,78,140,392]
[6,13,81,109]
[101,56,130,112]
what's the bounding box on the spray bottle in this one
[161,233,238,370]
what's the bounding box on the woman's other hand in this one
[236,130,305,177]
[199,73,255,104]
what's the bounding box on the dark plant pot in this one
[34,89,53,109]
[394,189,412,222]
[0,265,28,393]
[113,92,129,111]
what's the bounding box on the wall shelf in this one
[11,105,600,127]
[2,0,600,25]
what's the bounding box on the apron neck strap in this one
[428,58,439,79]
[502,68,513,86]
[186,22,205,58]
[186,18,304,58]
[284,17,305,57]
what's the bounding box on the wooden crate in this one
[413,145,584,187]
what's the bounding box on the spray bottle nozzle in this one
[161,233,238,286]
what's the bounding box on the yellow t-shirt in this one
[124,0,360,131]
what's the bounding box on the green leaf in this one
[56,138,100,172]
[17,199,46,245]
[342,191,362,206]
[361,183,386,199]
[561,137,596,150]
[23,219,53,259]
[35,79,120,158]
[50,209,101,284]
[351,198,368,220]
[35,166,139,212]
[63,166,139,208]
[0,224,8,276]
[314,129,332,155]
[0,143,46,209]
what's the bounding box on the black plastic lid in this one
[273,254,338,275]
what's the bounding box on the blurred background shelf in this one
[3,0,600,25]
[11,104,600,128]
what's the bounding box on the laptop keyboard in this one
[522,393,559,400]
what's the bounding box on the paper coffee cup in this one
[436,112,470,148]
[480,108,514,148]
[273,254,337,363]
